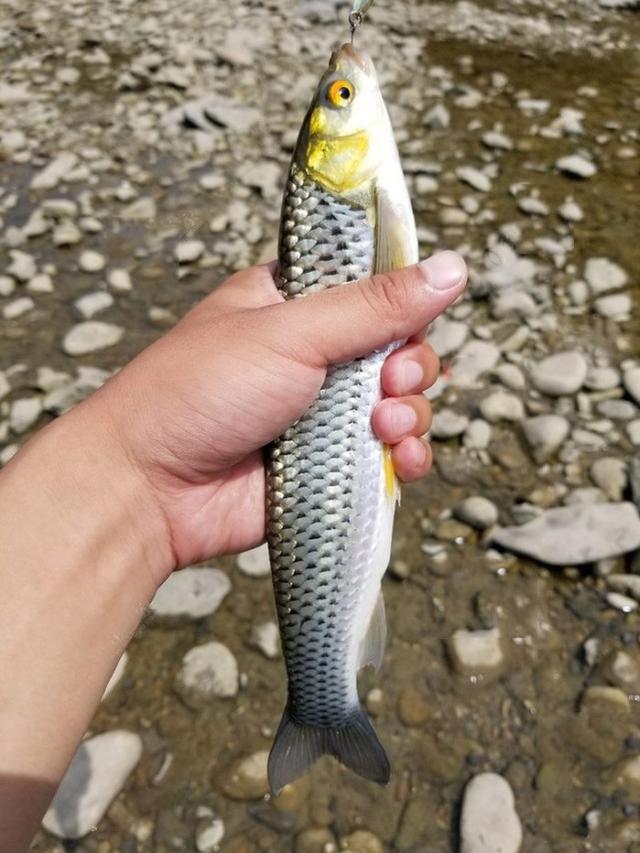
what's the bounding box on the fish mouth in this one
[329,43,375,76]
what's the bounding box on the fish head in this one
[297,44,391,198]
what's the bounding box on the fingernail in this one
[401,359,423,390]
[419,250,467,291]
[391,402,417,433]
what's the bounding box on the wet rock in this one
[455,496,498,530]
[590,457,627,501]
[584,257,628,296]
[559,199,584,222]
[340,829,384,852]
[62,321,123,356]
[177,641,239,703]
[556,154,597,178]
[102,652,128,701]
[448,628,504,678]
[601,650,640,693]
[249,621,280,659]
[9,396,42,434]
[120,197,156,221]
[53,221,82,246]
[614,756,640,798]
[221,750,269,800]
[576,686,631,763]
[460,773,522,853]
[530,351,587,396]
[42,731,142,839]
[295,827,337,853]
[624,368,640,406]
[397,687,430,726]
[605,592,638,613]
[479,392,524,423]
[491,503,640,565]
[236,543,271,577]
[628,421,640,446]
[149,567,230,620]
[174,239,205,263]
[431,409,469,439]
[482,130,512,150]
[0,371,10,401]
[28,272,54,293]
[463,419,492,450]
[196,817,226,852]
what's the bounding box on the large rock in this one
[42,731,142,839]
[460,773,523,853]
[491,503,640,565]
[149,567,230,620]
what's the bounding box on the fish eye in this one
[327,79,355,108]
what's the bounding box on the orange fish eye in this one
[327,79,355,108]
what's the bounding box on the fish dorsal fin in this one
[358,591,387,672]
[374,183,413,273]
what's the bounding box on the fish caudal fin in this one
[268,705,390,794]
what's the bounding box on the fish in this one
[266,42,418,793]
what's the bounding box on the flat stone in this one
[236,543,271,577]
[454,496,498,530]
[517,196,549,216]
[590,457,627,500]
[42,731,142,839]
[149,567,230,620]
[585,367,620,391]
[624,368,640,405]
[594,293,632,319]
[449,627,505,677]
[3,297,35,319]
[221,750,269,800]
[460,773,523,853]
[530,351,587,396]
[177,641,239,702]
[491,503,640,565]
[74,291,114,319]
[556,154,597,178]
[479,392,524,423]
[53,221,82,246]
[31,152,78,190]
[28,273,54,293]
[456,166,491,192]
[585,257,628,296]
[597,399,637,421]
[120,197,156,221]
[494,364,525,392]
[62,321,123,356]
[431,409,470,439]
[450,340,501,387]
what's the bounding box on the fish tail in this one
[267,704,390,793]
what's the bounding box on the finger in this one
[381,342,440,396]
[208,261,282,312]
[256,251,467,369]
[391,437,432,482]
[371,395,432,445]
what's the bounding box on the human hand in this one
[88,251,467,576]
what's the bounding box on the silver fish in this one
[266,43,418,792]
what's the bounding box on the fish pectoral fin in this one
[358,590,387,672]
[374,183,412,273]
[267,704,390,794]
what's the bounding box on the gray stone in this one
[149,567,230,620]
[249,621,280,659]
[236,543,270,577]
[494,364,525,392]
[449,628,505,676]
[431,409,470,439]
[463,419,492,450]
[596,399,637,421]
[221,750,269,800]
[460,773,523,853]
[481,130,513,150]
[177,641,239,701]
[450,340,501,387]
[590,458,627,501]
[517,196,549,216]
[530,351,587,396]
[74,291,114,319]
[607,574,640,603]
[454,496,498,530]
[556,154,597,178]
[62,322,123,356]
[491,503,640,565]
[479,392,524,423]
[120,197,156,221]
[53,221,82,246]
[9,396,42,434]
[196,818,226,852]
[31,153,78,190]
[624,368,640,405]
[3,297,35,319]
[559,199,584,222]
[456,166,491,192]
[594,293,632,319]
[491,291,538,319]
[27,273,54,293]
[0,371,10,401]
[628,421,640,446]
[7,249,36,282]
[107,269,132,291]
[42,731,142,839]
[585,257,628,296]
[606,592,637,613]
[585,367,620,391]
[427,318,468,358]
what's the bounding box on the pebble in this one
[481,130,513,150]
[556,154,597,178]
[221,750,269,800]
[424,104,450,130]
[0,371,10,401]
[295,827,337,853]
[463,419,492,450]
[448,627,504,677]
[492,503,640,565]
[454,496,499,530]
[249,621,280,659]
[494,364,526,392]
[196,818,225,852]
[456,166,491,192]
[517,196,549,216]
[236,543,271,577]
[597,399,637,420]
[628,421,640,446]
[584,257,628,296]
[3,296,35,319]
[479,391,524,423]
[450,340,500,386]
[431,409,470,439]
[107,268,133,291]
[42,731,142,839]
[79,250,106,272]
[590,457,627,500]
[624,368,640,406]
[7,250,37,281]
[606,592,638,613]
[491,291,538,319]
[74,291,114,319]
[460,773,523,853]
[149,567,231,619]
[427,318,468,358]
[174,239,205,263]
[177,641,239,702]
[615,756,640,798]
[62,321,124,356]
[530,351,587,396]
[31,152,78,190]
[340,830,384,853]
[559,199,584,222]
[28,273,54,293]
[594,293,632,319]
[9,396,42,434]
[53,221,82,246]
[397,687,430,726]
[585,366,620,391]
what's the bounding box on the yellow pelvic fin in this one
[383,444,399,503]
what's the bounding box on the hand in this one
[91,250,467,574]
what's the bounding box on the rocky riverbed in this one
[2,0,640,850]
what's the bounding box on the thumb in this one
[266,250,467,367]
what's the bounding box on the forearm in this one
[0,397,171,849]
